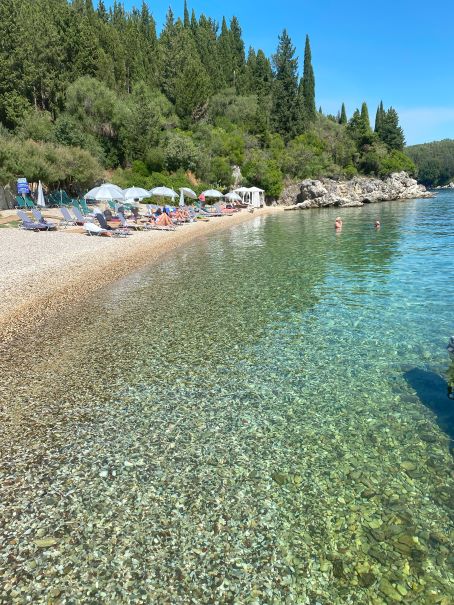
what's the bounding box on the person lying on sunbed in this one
[156,212,174,227]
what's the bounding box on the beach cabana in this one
[247,186,265,208]
[234,186,265,208]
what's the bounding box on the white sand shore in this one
[0,207,281,341]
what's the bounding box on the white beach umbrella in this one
[123,186,150,200]
[37,180,45,207]
[149,186,178,199]
[179,187,197,207]
[201,189,224,199]
[224,191,242,202]
[180,187,197,199]
[85,183,125,201]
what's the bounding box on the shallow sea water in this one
[1,194,453,604]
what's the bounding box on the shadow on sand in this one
[404,367,454,445]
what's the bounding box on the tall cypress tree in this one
[271,29,299,140]
[190,8,197,31]
[360,101,371,130]
[217,17,232,85]
[374,100,385,133]
[339,102,347,124]
[302,34,316,123]
[183,0,190,28]
[97,0,108,22]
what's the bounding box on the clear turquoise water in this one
[1,194,453,604]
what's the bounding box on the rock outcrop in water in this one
[281,172,434,209]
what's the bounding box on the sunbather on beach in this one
[156,212,174,227]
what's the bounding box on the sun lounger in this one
[118,212,144,231]
[15,196,27,210]
[79,199,95,216]
[197,207,223,217]
[59,206,78,227]
[31,208,57,229]
[84,223,111,237]
[95,212,130,237]
[72,205,93,224]
[17,210,56,231]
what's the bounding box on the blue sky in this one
[109,0,454,145]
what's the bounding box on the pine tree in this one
[302,35,316,123]
[271,30,299,140]
[348,104,374,148]
[340,102,347,124]
[380,108,405,150]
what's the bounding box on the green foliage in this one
[0,0,412,197]
[243,149,283,198]
[301,35,316,124]
[379,150,416,176]
[283,132,337,179]
[271,30,299,140]
[163,130,201,173]
[339,103,347,125]
[16,110,55,142]
[0,135,101,186]
[378,107,405,151]
[406,139,454,186]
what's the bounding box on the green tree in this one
[374,100,385,134]
[271,30,299,140]
[301,35,316,124]
[339,103,347,125]
[379,108,405,151]
[360,102,371,130]
[174,56,211,123]
[183,0,190,27]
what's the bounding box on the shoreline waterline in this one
[0,207,281,344]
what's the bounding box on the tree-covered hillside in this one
[406,139,454,187]
[0,0,414,196]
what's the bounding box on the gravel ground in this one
[0,208,279,341]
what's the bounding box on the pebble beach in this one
[0,207,280,342]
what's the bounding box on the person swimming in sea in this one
[335,217,343,230]
[374,219,381,229]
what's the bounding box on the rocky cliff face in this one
[280,172,434,209]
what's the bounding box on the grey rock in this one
[279,172,434,208]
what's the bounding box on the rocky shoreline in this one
[280,172,434,210]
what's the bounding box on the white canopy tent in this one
[233,186,265,208]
